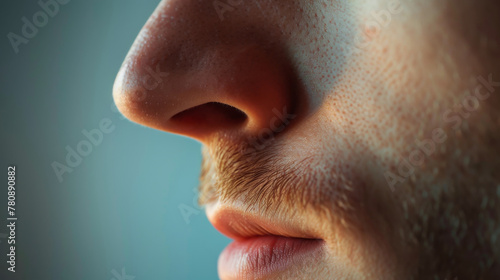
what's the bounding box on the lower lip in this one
[218,236,324,279]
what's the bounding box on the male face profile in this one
[113,0,500,279]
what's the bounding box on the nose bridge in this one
[113,0,294,142]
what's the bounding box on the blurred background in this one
[0,0,229,279]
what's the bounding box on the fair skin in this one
[113,0,500,279]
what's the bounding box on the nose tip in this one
[113,1,295,143]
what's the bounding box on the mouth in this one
[206,201,326,279]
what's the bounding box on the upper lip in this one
[206,201,321,241]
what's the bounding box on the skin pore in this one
[113,0,500,279]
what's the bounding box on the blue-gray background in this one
[0,1,229,279]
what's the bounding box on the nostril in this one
[170,102,248,137]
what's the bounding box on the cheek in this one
[307,2,479,171]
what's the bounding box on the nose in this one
[113,0,295,143]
